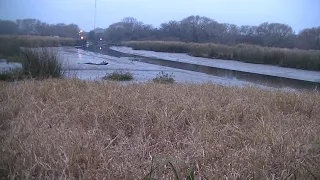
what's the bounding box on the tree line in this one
[0,19,80,38]
[102,16,319,50]
[1,16,319,50]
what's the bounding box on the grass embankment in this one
[1,79,319,179]
[123,41,320,71]
[0,35,80,62]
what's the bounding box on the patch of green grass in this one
[103,71,133,81]
[152,71,175,84]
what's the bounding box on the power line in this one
[94,0,97,30]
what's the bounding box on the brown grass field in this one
[0,79,320,179]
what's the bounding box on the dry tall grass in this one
[0,35,80,62]
[123,41,320,71]
[21,48,62,79]
[0,79,320,179]
[0,35,78,48]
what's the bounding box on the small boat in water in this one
[83,61,108,65]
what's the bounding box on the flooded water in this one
[59,47,256,87]
[2,46,318,91]
[84,46,320,91]
[0,59,22,73]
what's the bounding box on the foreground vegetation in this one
[0,79,319,179]
[0,35,79,61]
[123,41,320,71]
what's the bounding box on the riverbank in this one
[1,79,319,179]
[122,41,320,71]
[111,46,320,84]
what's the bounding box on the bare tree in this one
[256,22,294,47]
[3,16,319,50]
[298,27,320,50]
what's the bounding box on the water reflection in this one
[77,49,83,60]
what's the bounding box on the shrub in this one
[0,48,62,81]
[103,71,133,81]
[21,48,62,79]
[152,71,175,84]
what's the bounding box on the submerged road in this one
[1,47,318,90]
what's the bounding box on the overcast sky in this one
[0,0,319,32]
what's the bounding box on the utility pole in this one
[94,0,97,30]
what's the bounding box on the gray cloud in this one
[1,0,319,32]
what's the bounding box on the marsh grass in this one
[0,35,78,62]
[21,48,62,79]
[0,35,78,48]
[103,71,133,81]
[0,48,63,81]
[123,41,320,71]
[0,79,319,179]
[152,71,175,84]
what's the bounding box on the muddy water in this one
[83,46,319,91]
